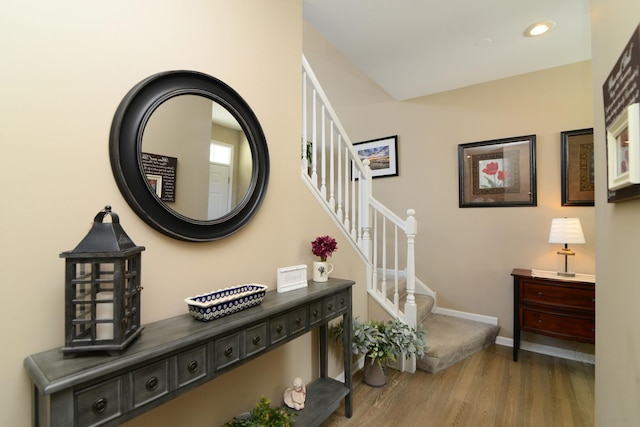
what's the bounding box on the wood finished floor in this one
[320,345,594,427]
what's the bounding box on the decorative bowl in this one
[185,284,268,322]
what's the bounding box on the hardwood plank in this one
[320,345,594,427]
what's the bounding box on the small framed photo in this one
[353,135,398,178]
[607,103,640,191]
[561,128,594,206]
[146,174,163,198]
[458,135,536,207]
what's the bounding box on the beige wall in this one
[590,0,640,424]
[304,23,595,352]
[0,2,367,426]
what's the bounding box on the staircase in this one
[302,55,500,374]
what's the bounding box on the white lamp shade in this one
[548,218,586,244]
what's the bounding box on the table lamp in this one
[548,217,585,277]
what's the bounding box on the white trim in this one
[496,336,595,365]
[432,307,499,326]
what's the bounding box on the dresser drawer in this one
[323,295,337,318]
[521,308,595,343]
[335,291,350,314]
[521,280,594,310]
[289,307,308,335]
[177,345,207,388]
[214,333,242,371]
[245,323,267,357]
[75,377,123,427]
[132,359,170,408]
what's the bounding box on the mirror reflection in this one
[141,95,253,221]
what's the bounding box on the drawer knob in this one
[146,376,158,391]
[312,309,319,317]
[224,346,233,357]
[538,319,543,324]
[92,398,107,414]
[537,291,543,296]
[327,303,333,311]
[276,325,283,334]
[295,317,302,325]
[253,335,261,345]
[188,360,199,373]
[340,297,345,305]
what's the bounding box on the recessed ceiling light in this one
[524,21,556,37]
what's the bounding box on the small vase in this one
[313,261,333,282]
[363,358,386,387]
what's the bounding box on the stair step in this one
[417,313,500,374]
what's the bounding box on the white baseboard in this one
[496,336,595,365]
[432,307,499,326]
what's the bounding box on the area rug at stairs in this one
[417,313,500,374]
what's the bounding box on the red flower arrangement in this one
[311,235,338,262]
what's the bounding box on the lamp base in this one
[556,248,576,277]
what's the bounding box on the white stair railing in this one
[302,54,432,337]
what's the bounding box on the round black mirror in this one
[109,70,269,241]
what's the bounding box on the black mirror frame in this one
[109,70,269,242]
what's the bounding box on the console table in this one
[24,278,354,427]
[512,269,595,362]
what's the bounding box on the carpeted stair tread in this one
[417,313,500,374]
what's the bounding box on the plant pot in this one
[363,359,386,387]
[312,261,333,282]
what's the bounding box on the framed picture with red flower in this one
[458,135,537,207]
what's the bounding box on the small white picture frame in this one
[607,103,640,191]
[277,264,308,293]
[146,174,163,197]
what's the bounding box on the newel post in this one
[404,209,417,329]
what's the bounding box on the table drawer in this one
[521,308,595,343]
[214,333,242,371]
[335,290,350,314]
[521,280,594,310]
[75,377,123,427]
[245,323,268,357]
[132,359,170,408]
[270,314,289,345]
[289,307,308,335]
[309,300,323,325]
[177,345,207,388]
[323,295,337,318]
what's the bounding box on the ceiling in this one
[303,0,592,101]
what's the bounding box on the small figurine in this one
[283,377,306,410]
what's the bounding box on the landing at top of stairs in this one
[417,313,500,374]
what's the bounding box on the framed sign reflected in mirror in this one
[561,128,594,206]
[458,135,536,208]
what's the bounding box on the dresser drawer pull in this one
[295,317,302,325]
[312,309,319,317]
[253,335,261,345]
[538,319,543,324]
[327,303,333,311]
[146,376,158,391]
[340,297,345,305]
[592,298,596,302]
[224,346,233,357]
[92,398,107,414]
[188,360,199,373]
[276,325,283,334]
[537,291,543,296]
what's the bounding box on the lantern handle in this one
[94,205,120,224]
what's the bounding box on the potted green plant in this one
[223,395,296,427]
[330,318,427,387]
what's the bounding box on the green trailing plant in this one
[329,318,427,367]
[223,395,296,427]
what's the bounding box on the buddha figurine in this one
[283,377,306,410]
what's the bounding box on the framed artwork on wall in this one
[353,135,398,178]
[458,135,536,208]
[561,128,594,206]
[607,103,640,192]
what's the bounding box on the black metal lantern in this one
[60,206,145,356]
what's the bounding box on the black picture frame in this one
[458,135,537,208]
[353,135,398,178]
[561,128,594,206]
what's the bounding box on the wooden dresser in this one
[512,269,595,362]
[24,278,354,427]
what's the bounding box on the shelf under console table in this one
[512,268,595,362]
[24,278,355,427]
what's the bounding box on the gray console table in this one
[24,278,354,427]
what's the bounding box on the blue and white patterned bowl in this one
[185,284,268,322]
